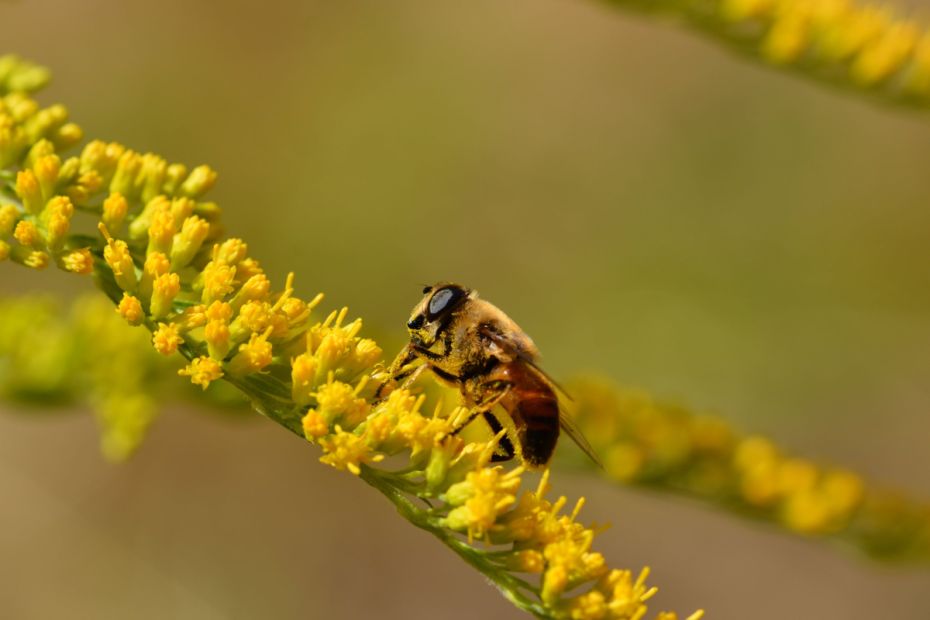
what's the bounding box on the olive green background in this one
[1,0,929,618]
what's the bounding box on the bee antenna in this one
[420,284,433,294]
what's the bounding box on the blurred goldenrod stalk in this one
[0,295,162,460]
[569,378,930,563]
[0,55,699,620]
[602,0,930,108]
[0,294,245,459]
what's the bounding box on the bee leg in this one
[374,344,419,400]
[450,384,510,436]
[397,364,428,390]
[482,412,516,462]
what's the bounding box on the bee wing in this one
[478,322,573,402]
[558,406,604,469]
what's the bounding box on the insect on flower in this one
[380,282,601,468]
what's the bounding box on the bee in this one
[380,282,601,468]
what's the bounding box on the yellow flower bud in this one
[170,215,210,269]
[228,329,274,375]
[60,248,93,274]
[0,240,9,261]
[214,238,247,266]
[205,318,231,360]
[109,149,143,198]
[291,353,319,406]
[101,226,138,292]
[139,251,170,300]
[200,260,236,304]
[179,356,223,390]
[21,249,49,269]
[128,195,170,241]
[150,272,181,319]
[43,195,73,251]
[51,122,83,150]
[138,153,167,203]
[13,219,40,246]
[153,322,183,356]
[117,293,144,326]
[33,153,60,200]
[179,164,217,198]
[0,203,18,236]
[163,163,187,195]
[302,409,329,440]
[205,300,233,322]
[102,192,129,234]
[15,169,43,214]
[147,209,175,256]
[169,197,195,226]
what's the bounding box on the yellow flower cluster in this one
[0,56,702,618]
[0,295,165,461]
[570,378,930,562]
[603,0,930,106]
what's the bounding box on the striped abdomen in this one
[492,362,560,467]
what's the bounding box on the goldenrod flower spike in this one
[568,378,930,563]
[602,0,930,110]
[0,57,700,619]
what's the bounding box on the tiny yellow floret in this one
[117,293,144,326]
[60,248,93,274]
[179,355,224,389]
[153,322,183,356]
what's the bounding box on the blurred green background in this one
[2,0,930,617]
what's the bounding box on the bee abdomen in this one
[515,395,559,467]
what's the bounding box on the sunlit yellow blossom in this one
[65,169,103,205]
[170,215,209,269]
[60,247,93,274]
[319,426,385,475]
[152,322,183,355]
[43,195,73,250]
[33,153,60,198]
[228,328,274,374]
[21,249,48,269]
[13,219,39,246]
[116,293,144,326]
[179,164,217,198]
[214,237,247,266]
[204,319,231,360]
[179,304,207,330]
[235,256,263,280]
[205,300,233,322]
[235,273,271,304]
[598,568,657,619]
[101,192,128,234]
[0,203,18,236]
[443,466,523,541]
[510,549,545,574]
[200,259,236,304]
[315,379,370,428]
[302,409,329,439]
[178,355,223,389]
[150,272,180,319]
[100,223,137,292]
[291,353,319,406]
[148,208,175,256]
[15,169,42,213]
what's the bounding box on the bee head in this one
[406,282,470,346]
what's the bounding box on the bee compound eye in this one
[427,287,459,319]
